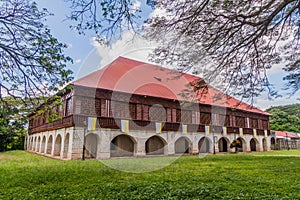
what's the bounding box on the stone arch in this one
[54,134,62,156]
[63,133,70,158]
[46,135,53,154]
[41,136,46,153]
[36,136,41,152]
[250,138,259,152]
[110,134,136,157]
[270,137,276,150]
[262,138,267,151]
[146,135,167,155]
[85,133,98,158]
[198,137,211,153]
[237,137,247,152]
[175,137,191,154]
[218,137,229,152]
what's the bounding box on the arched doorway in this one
[175,137,191,154]
[250,138,257,151]
[63,133,70,158]
[218,137,228,152]
[54,135,62,156]
[85,133,98,158]
[46,135,53,154]
[270,137,276,150]
[36,137,41,152]
[198,137,210,153]
[262,138,267,151]
[145,135,166,155]
[237,137,246,152]
[32,137,36,151]
[41,136,46,153]
[111,134,136,157]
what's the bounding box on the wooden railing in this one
[28,114,270,136]
[257,129,265,136]
[243,128,253,135]
[28,115,74,134]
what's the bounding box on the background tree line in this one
[266,104,300,133]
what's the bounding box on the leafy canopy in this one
[67,0,300,101]
[266,104,300,132]
[0,97,28,151]
[146,0,300,101]
[0,0,73,106]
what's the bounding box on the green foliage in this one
[266,104,300,132]
[0,0,73,104]
[145,0,300,99]
[230,139,242,149]
[0,98,28,152]
[0,151,299,199]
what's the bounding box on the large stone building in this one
[26,57,271,159]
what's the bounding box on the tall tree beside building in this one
[0,0,73,106]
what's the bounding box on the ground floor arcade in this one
[26,126,270,160]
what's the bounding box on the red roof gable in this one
[72,57,270,116]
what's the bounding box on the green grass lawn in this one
[0,150,299,200]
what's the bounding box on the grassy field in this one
[0,150,299,200]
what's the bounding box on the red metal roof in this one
[274,130,300,138]
[72,56,270,116]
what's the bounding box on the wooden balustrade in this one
[243,128,253,135]
[29,114,270,136]
[28,115,74,134]
[257,129,265,136]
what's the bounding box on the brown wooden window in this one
[172,108,177,122]
[182,110,192,124]
[149,105,165,121]
[200,112,211,125]
[136,104,142,120]
[142,105,149,120]
[166,108,172,122]
[129,103,136,119]
[235,116,246,127]
[65,97,73,116]
[95,99,101,116]
[250,118,258,129]
[29,119,33,128]
[176,109,181,122]
[192,111,200,124]
[100,99,112,117]
[262,120,268,130]
[219,114,230,126]
[111,101,129,118]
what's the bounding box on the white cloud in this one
[254,93,299,110]
[75,32,158,79]
[132,0,141,11]
[93,32,158,67]
[75,59,81,64]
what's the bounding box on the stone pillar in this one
[166,132,175,155]
[51,131,55,156]
[96,130,110,159]
[60,132,65,159]
[136,137,146,157]
[191,134,199,154]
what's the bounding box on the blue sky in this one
[35,0,299,110]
